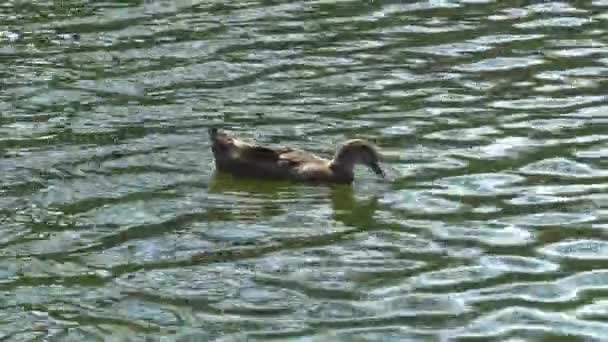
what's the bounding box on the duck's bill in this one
[370,162,385,178]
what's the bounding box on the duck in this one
[208,128,385,184]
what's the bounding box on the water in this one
[1,0,607,340]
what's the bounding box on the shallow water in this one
[1,0,608,340]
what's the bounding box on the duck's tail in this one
[208,127,219,141]
[209,128,232,155]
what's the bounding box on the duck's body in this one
[208,128,384,184]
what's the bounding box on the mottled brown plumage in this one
[208,128,384,184]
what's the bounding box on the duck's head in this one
[332,139,385,178]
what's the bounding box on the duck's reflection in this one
[329,185,379,229]
[207,172,379,229]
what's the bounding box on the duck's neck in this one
[329,159,355,183]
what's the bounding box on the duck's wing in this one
[210,128,324,165]
[241,145,322,165]
[238,144,290,161]
[210,128,282,159]
[277,148,326,165]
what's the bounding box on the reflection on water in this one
[1,0,608,340]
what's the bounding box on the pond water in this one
[1,0,608,340]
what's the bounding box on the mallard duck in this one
[209,128,385,184]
